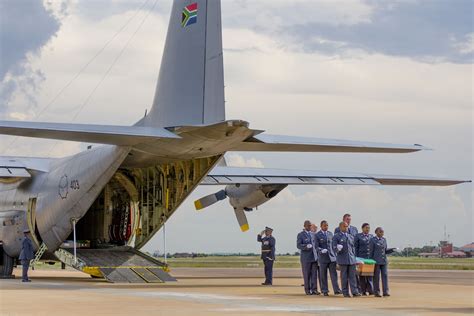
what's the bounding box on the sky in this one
[0,0,472,254]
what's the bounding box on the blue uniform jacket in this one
[297,230,317,263]
[314,230,336,264]
[354,233,373,259]
[257,234,276,260]
[334,225,358,237]
[332,232,357,265]
[369,236,388,265]
[19,237,35,261]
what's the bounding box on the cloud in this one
[0,1,471,252]
[226,153,265,168]
[268,0,473,63]
[0,1,63,114]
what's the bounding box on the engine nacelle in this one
[225,184,287,211]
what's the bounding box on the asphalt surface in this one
[173,268,474,286]
[0,268,472,316]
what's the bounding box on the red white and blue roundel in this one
[182,3,198,27]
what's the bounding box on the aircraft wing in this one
[230,133,428,153]
[203,166,469,186]
[0,121,180,145]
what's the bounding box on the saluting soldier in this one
[370,227,390,297]
[333,222,361,297]
[315,220,342,296]
[19,229,35,283]
[334,213,358,237]
[257,227,276,286]
[297,220,319,295]
[354,223,374,295]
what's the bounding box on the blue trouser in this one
[301,261,318,294]
[263,258,274,284]
[21,260,30,281]
[359,275,374,294]
[373,264,389,295]
[309,262,320,292]
[319,261,341,294]
[339,264,359,296]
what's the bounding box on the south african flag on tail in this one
[182,3,198,27]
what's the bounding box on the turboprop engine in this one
[194,184,287,231]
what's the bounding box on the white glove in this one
[321,249,328,254]
[337,244,343,251]
[260,231,265,236]
[306,244,313,249]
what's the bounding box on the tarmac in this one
[0,267,473,316]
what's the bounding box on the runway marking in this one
[131,291,263,301]
[80,288,350,314]
[219,306,349,313]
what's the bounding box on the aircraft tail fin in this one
[141,0,225,128]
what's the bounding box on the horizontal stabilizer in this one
[231,134,428,153]
[203,166,469,186]
[0,121,180,145]
[0,167,31,178]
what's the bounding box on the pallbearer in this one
[257,227,276,285]
[333,222,361,297]
[334,213,358,237]
[354,223,374,295]
[315,220,342,296]
[370,227,390,297]
[297,220,319,295]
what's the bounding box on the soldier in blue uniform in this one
[369,227,391,297]
[314,220,342,296]
[354,223,374,295]
[297,220,319,295]
[334,213,358,237]
[309,223,321,294]
[257,227,275,285]
[19,229,35,282]
[333,222,361,297]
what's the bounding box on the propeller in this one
[233,208,249,232]
[194,189,227,210]
[194,189,250,232]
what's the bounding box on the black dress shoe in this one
[375,293,382,297]
[343,295,352,298]
[261,283,272,286]
[323,293,329,296]
[353,293,362,297]
[362,293,368,296]
[306,292,312,295]
[383,293,390,297]
[313,291,321,295]
[334,291,342,295]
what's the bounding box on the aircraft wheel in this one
[0,246,15,278]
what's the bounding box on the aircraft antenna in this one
[48,0,159,153]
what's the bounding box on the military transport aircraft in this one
[0,0,469,283]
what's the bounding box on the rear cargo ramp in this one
[61,246,176,283]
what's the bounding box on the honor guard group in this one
[257,213,394,298]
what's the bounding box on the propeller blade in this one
[194,189,227,210]
[234,208,249,232]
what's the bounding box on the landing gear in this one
[0,245,15,279]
